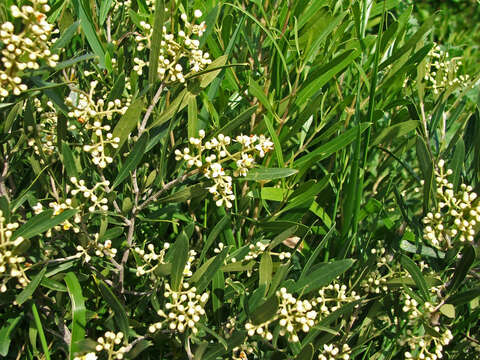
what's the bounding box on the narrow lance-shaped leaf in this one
[64,272,86,359]
[16,267,47,306]
[112,133,149,189]
[97,280,129,337]
[400,254,430,301]
[170,228,190,291]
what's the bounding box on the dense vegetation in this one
[0,0,479,359]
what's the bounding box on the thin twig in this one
[139,83,164,134]
[136,168,200,212]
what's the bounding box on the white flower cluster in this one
[75,233,117,263]
[83,120,120,168]
[134,10,211,82]
[66,81,129,123]
[70,177,110,213]
[399,293,453,360]
[0,211,27,292]
[422,159,479,249]
[149,282,209,334]
[318,344,352,360]
[32,199,81,236]
[424,43,470,94]
[27,100,59,160]
[175,131,274,208]
[0,0,59,98]
[73,352,97,360]
[361,245,394,294]
[313,282,361,317]
[73,331,127,360]
[134,242,169,277]
[215,241,291,267]
[245,287,317,342]
[232,344,255,360]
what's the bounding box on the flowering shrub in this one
[0,1,479,360]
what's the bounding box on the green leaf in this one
[447,287,480,306]
[295,123,370,168]
[62,141,78,178]
[54,53,96,71]
[259,252,273,296]
[199,215,230,262]
[13,209,78,241]
[195,247,229,293]
[299,225,336,280]
[400,240,445,259]
[97,280,129,337]
[242,168,298,181]
[187,97,198,139]
[52,21,80,51]
[3,100,23,134]
[99,0,113,26]
[112,99,144,153]
[15,267,46,305]
[268,226,298,251]
[148,88,194,129]
[370,120,419,147]
[71,0,105,67]
[264,114,284,167]
[40,277,67,292]
[292,259,355,295]
[148,0,165,84]
[171,228,190,291]
[399,254,430,301]
[112,133,149,189]
[213,105,257,137]
[448,245,475,293]
[266,262,290,298]
[126,339,153,359]
[296,49,361,104]
[250,296,279,325]
[64,273,86,359]
[450,139,465,190]
[416,136,433,214]
[199,55,228,88]
[0,315,22,356]
[158,182,208,203]
[379,14,434,70]
[296,344,314,360]
[31,303,50,360]
[439,304,455,319]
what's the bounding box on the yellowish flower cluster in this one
[312,282,361,317]
[83,120,120,169]
[318,344,351,360]
[70,177,110,213]
[134,242,169,277]
[74,331,127,360]
[232,344,255,360]
[27,100,59,160]
[0,0,59,98]
[215,241,291,265]
[424,43,470,94]
[361,246,394,294]
[73,352,97,360]
[134,10,211,83]
[422,159,479,249]
[75,235,117,264]
[66,81,129,122]
[149,282,209,334]
[0,211,27,292]
[175,131,274,208]
[245,288,317,342]
[399,293,453,360]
